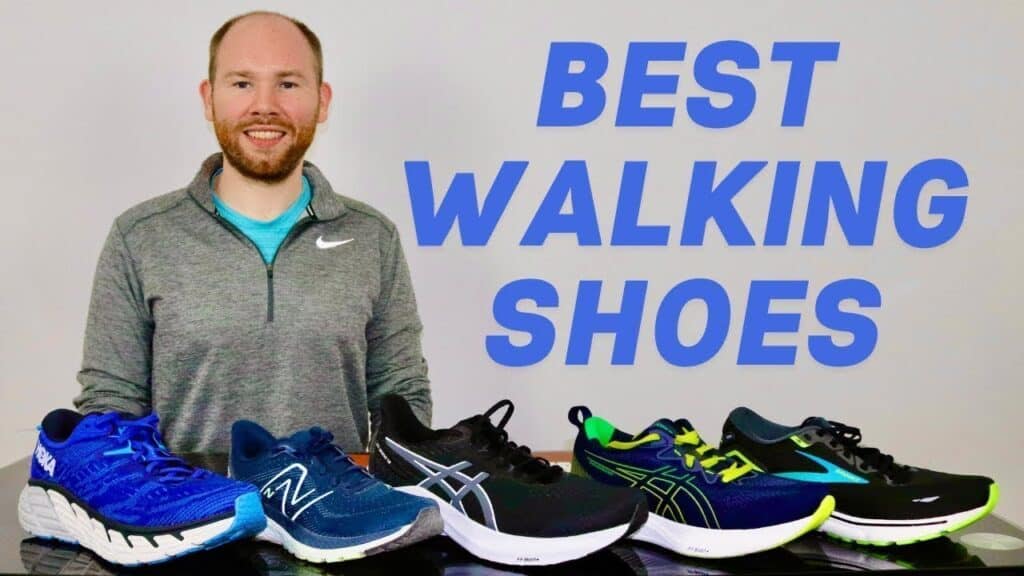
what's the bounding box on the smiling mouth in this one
[243,128,287,148]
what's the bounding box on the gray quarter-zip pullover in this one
[73,153,432,453]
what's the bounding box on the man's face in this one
[201,15,331,183]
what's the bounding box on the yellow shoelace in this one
[674,430,753,483]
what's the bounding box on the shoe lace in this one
[98,413,203,483]
[819,420,911,483]
[469,400,562,483]
[273,428,376,490]
[672,423,753,483]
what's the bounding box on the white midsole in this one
[17,485,235,566]
[396,485,632,566]
[824,504,990,543]
[258,515,417,563]
[630,505,826,559]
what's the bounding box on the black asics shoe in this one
[719,407,998,546]
[369,395,648,566]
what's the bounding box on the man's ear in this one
[200,79,214,122]
[317,81,333,123]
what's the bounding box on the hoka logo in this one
[261,463,334,522]
[34,444,56,477]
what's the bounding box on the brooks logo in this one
[384,438,499,530]
[261,463,334,522]
[34,444,56,477]
[774,451,868,485]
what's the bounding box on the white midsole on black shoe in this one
[257,507,439,563]
[18,485,238,566]
[824,503,992,544]
[630,496,833,559]
[396,485,632,566]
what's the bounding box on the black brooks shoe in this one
[719,407,999,546]
[369,395,648,566]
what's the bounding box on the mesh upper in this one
[31,411,254,529]
[573,426,828,530]
[231,423,436,539]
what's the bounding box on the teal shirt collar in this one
[210,170,312,227]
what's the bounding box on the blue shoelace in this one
[95,413,204,483]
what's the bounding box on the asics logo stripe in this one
[261,463,335,522]
[584,450,719,529]
[384,438,498,530]
[774,451,868,484]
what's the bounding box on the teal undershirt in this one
[211,172,312,264]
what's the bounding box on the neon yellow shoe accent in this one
[607,433,661,450]
[724,449,765,473]
[569,456,590,478]
[584,417,661,449]
[790,434,812,448]
[674,430,753,482]
[796,495,836,536]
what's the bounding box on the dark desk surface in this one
[3,455,1023,575]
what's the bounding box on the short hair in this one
[208,11,323,85]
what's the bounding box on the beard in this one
[213,109,318,184]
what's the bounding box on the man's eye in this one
[232,81,251,89]
[281,82,298,89]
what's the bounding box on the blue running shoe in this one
[17,409,265,566]
[230,420,443,563]
[568,406,835,558]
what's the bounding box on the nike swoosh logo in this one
[103,442,134,457]
[316,236,354,249]
[773,451,868,484]
[913,496,940,503]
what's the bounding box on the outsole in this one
[18,484,265,566]
[257,506,443,563]
[822,483,1000,547]
[631,495,835,559]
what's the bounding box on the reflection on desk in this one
[10,531,1004,576]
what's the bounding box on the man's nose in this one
[250,83,280,116]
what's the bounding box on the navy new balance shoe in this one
[230,420,442,563]
[17,409,265,566]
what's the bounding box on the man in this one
[73,11,432,454]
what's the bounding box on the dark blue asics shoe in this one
[568,406,834,559]
[17,409,265,566]
[230,420,443,563]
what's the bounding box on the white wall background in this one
[1,1,1021,526]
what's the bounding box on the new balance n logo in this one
[384,438,498,530]
[261,463,334,522]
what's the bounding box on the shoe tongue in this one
[638,419,680,442]
[77,412,141,437]
[284,428,315,448]
[444,415,485,442]
[673,418,696,434]
[284,427,334,453]
[801,416,831,430]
